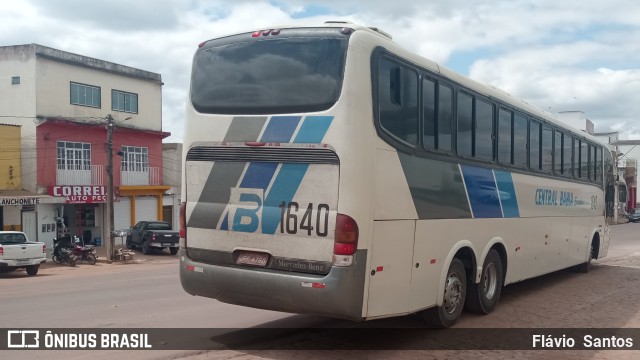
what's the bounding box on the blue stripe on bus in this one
[223,115,334,233]
[222,116,303,231]
[494,170,520,218]
[294,116,334,143]
[260,116,301,142]
[461,165,503,218]
[240,162,279,189]
[262,163,309,234]
[260,116,334,233]
[220,213,229,230]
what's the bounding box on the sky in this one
[1,0,639,143]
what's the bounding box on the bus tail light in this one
[179,202,187,244]
[333,213,358,266]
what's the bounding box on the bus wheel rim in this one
[483,263,498,300]
[444,273,463,314]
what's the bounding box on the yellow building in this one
[0,123,21,191]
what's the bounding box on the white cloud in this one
[1,0,639,141]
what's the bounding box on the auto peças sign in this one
[48,186,108,204]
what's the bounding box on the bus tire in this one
[575,243,593,273]
[421,258,466,328]
[465,249,503,314]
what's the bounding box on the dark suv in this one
[628,209,640,223]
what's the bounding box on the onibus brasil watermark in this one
[6,330,151,350]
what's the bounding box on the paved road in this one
[2,223,639,359]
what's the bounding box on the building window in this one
[57,141,91,170]
[112,90,138,113]
[11,76,20,85]
[121,146,148,172]
[70,82,101,108]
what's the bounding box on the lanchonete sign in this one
[48,186,108,204]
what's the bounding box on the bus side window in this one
[541,124,552,172]
[474,98,494,160]
[438,84,453,152]
[423,78,436,149]
[529,120,541,170]
[581,141,589,180]
[457,92,473,157]
[513,113,527,167]
[563,133,573,177]
[575,139,582,178]
[379,58,418,146]
[390,67,402,105]
[591,144,598,182]
[498,108,513,165]
[596,147,603,183]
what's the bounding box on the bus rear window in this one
[191,31,349,115]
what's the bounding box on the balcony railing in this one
[56,165,160,186]
[56,165,104,185]
[121,167,160,186]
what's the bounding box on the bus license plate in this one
[236,251,269,267]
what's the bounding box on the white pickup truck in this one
[0,231,47,276]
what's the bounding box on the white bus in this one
[179,22,615,327]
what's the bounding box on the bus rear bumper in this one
[179,249,366,321]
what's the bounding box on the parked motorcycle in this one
[52,236,76,267]
[71,239,97,265]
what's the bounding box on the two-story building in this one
[0,44,170,251]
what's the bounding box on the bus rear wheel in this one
[465,249,503,314]
[574,242,594,273]
[421,258,466,328]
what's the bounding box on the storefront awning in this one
[0,190,68,206]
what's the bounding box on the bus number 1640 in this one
[279,201,329,237]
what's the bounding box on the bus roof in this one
[199,21,607,148]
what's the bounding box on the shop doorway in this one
[22,211,37,242]
[163,205,173,228]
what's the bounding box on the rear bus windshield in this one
[191,28,350,114]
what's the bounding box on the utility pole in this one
[106,114,115,261]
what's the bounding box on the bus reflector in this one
[185,265,203,273]
[251,31,261,37]
[179,202,187,241]
[333,213,358,266]
[301,282,326,289]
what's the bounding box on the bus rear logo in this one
[229,188,263,233]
